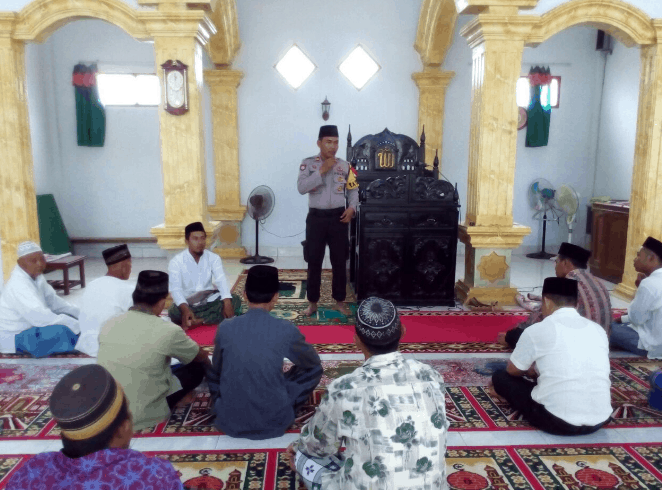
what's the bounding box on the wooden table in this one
[44,255,86,295]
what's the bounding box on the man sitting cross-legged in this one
[0,241,80,357]
[498,242,611,348]
[168,221,240,331]
[610,236,662,358]
[98,271,211,431]
[491,277,612,436]
[76,244,134,357]
[6,364,183,490]
[207,265,322,440]
[286,297,449,490]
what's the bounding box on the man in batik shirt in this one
[286,297,449,490]
[499,242,612,348]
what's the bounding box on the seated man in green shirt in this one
[98,270,211,430]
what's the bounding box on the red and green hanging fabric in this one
[525,66,552,148]
[72,64,105,147]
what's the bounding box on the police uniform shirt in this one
[297,155,359,211]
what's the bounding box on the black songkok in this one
[185,222,206,238]
[135,270,169,295]
[245,265,279,296]
[318,125,339,139]
[50,365,125,441]
[557,242,591,265]
[542,277,578,300]
[102,244,131,266]
[356,297,401,346]
[643,237,662,262]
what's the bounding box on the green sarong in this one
[168,291,242,325]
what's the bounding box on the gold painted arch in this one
[12,0,151,42]
[415,0,459,67]
[527,0,656,47]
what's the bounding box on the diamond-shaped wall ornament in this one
[339,45,380,90]
[275,45,316,90]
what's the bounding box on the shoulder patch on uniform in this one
[300,164,307,171]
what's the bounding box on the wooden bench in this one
[45,255,86,295]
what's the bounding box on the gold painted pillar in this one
[205,68,246,258]
[614,30,662,301]
[0,17,39,281]
[455,9,536,304]
[141,1,218,249]
[412,69,455,169]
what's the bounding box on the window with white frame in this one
[516,76,561,109]
[274,45,316,90]
[97,74,161,106]
[338,45,380,90]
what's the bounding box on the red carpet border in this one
[1,358,662,440]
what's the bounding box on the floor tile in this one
[613,427,662,443]
[215,432,299,450]
[130,436,219,452]
[540,428,627,445]
[457,430,548,447]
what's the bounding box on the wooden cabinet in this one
[346,127,460,306]
[354,175,459,305]
[589,201,629,283]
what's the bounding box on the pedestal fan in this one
[557,184,580,244]
[526,178,562,260]
[240,185,275,264]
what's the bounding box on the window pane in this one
[275,45,315,89]
[98,74,137,105]
[550,78,559,107]
[541,85,550,107]
[516,77,530,107]
[339,46,380,90]
[136,75,161,106]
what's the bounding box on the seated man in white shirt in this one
[0,241,80,357]
[167,222,240,330]
[76,244,134,357]
[610,236,662,358]
[491,277,612,436]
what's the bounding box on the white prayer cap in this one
[17,241,42,258]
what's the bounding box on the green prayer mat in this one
[231,269,357,326]
[168,293,241,325]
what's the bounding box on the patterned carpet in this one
[2,358,662,440]
[232,269,358,326]
[2,444,662,489]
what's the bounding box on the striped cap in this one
[50,365,125,441]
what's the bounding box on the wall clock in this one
[161,60,189,115]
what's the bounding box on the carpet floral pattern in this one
[4,358,662,440]
[2,445,662,489]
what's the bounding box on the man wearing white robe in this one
[76,244,134,357]
[0,241,80,357]
[167,222,238,330]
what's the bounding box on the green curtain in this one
[73,64,105,147]
[525,66,552,148]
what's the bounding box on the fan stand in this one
[526,209,556,260]
[240,218,274,265]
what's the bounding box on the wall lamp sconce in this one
[321,96,331,121]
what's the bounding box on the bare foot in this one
[303,303,318,317]
[496,332,509,347]
[334,301,351,316]
[487,381,507,403]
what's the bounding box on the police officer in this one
[298,125,359,317]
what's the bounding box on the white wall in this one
[235,0,423,251]
[27,19,165,238]
[593,39,640,200]
[513,26,605,251]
